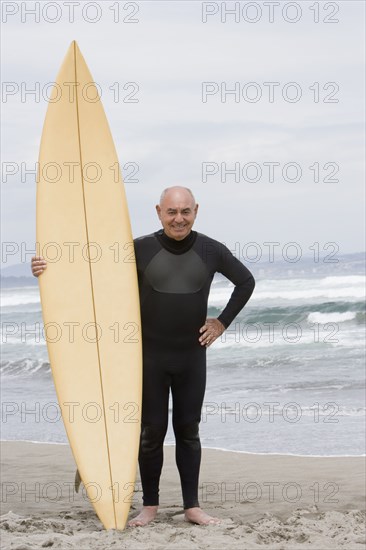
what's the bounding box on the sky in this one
[1,0,365,269]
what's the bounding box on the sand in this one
[0,441,365,549]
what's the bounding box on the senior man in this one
[32,186,255,526]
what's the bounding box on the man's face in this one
[156,190,198,241]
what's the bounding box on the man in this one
[32,186,255,526]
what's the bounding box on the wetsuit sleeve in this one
[216,244,255,329]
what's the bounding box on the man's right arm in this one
[31,256,47,277]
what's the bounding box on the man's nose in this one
[175,212,183,222]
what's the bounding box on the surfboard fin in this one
[74,468,82,493]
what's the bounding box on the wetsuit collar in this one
[155,229,197,254]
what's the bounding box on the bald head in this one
[156,186,199,241]
[159,186,196,207]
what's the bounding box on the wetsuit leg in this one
[138,350,171,506]
[171,348,206,509]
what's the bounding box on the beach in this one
[2,0,365,545]
[1,441,365,549]
[1,257,365,547]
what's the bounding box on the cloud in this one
[1,0,364,266]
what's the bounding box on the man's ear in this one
[194,203,199,217]
[156,204,162,219]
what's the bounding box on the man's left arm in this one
[199,243,255,347]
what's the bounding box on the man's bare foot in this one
[184,507,220,525]
[128,505,159,527]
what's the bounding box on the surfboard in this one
[36,41,142,530]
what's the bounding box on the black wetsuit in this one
[134,229,255,509]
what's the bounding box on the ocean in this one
[1,252,365,456]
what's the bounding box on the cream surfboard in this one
[36,41,142,530]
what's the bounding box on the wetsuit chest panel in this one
[144,248,209,294]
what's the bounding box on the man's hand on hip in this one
[199,318,225,347]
